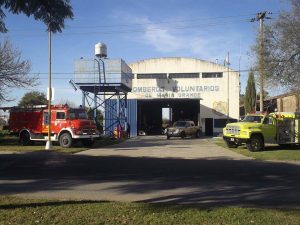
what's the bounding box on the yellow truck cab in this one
[223,112,300,151]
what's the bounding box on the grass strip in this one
[0,195,299,225]
[0,135,121,154]
[214,138,300,161]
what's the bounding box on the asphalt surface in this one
[0,136,300,208]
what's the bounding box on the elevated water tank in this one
[95,43,107,58]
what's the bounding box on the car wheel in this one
[195,130,201,138]
[181,131,186,139]
[59,132,73,148]
[246,135,264,152]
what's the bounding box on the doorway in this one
[205,118,213,136]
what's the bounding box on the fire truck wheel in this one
[246,135,264,152]
[20,131,31,146]
[59,133,73,148]
[82,139,95,147]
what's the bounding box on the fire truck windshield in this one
[68,109,88,120]
[242,115,263,123]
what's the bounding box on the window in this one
[68,109,88,119]
[263,117,274,125]
[168,73,200,79]
[137,73,167,79]
[202,72,223,78]
[243,115,263,123]
[56,111,66,120]
[43,112,49,125]
[173,121,188,127]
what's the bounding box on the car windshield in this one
[68,109,88,119]
[173,121,187,127]
[242,115,263,123]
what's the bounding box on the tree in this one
[263,0,300,90]
[57,98,76,108]
[244,69,257,114]
[0,39,37,102]
[87,108,104,131]
[0,1,73,102]
[239,93,245,105]
[18,91,48,107]
[251,12,272,112]
[0,0,73,33]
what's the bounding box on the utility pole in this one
[226,52,230,122]
[250,11,271,112]
[45,18,52,150]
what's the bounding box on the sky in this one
[0,0,290,107]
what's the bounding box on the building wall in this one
[277,94,300,112]
[127,57,240,134]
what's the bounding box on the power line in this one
[67,13,259,29]
[4,13,278,37]
[20,68,276,80]
[9,13,259,31]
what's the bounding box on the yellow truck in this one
[223,112,300,151]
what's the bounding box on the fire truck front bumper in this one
[223,136,249,145]
[73,134,100,140]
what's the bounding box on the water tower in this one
[70,43,132,137]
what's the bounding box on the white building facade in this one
[127,57,239,136]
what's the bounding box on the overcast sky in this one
[1,0,289,106]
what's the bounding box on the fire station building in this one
[126,57,240,136]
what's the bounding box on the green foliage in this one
[0,135,119,153]
[0,0,73,33]
[86,108,104,131]
[215,139,300,161]
[0,1,73,101]
[256,90,269,101]
[244,70,257,114]
[0,196,299,225]
[262,0,300,90]
[18,91,48,107]
[240,94,245,105]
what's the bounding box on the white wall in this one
[128,57,240,133]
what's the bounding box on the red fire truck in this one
[6,105,99,148]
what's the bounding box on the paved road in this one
[79,136,250,159]
[0,136,299,208]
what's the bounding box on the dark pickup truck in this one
[166,121,202,139]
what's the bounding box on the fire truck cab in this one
[223,112,300,151]
[8,105,99,148]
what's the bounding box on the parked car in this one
[166,120,202,139]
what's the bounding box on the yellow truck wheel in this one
[246,135,264,152]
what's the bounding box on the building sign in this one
[132,85,220,99]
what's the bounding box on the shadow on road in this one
[0,151,299,208]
